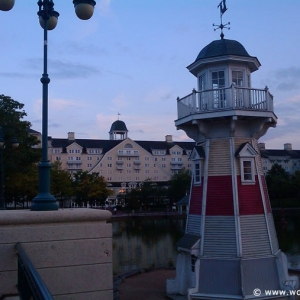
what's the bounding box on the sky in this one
[0,0,300,149]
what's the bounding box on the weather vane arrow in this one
[213,0,230,39]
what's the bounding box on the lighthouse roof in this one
[195,39,250,62]
[188,38,260,75]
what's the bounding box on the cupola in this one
[109,120,128,140]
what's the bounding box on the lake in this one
[112,210,300,275]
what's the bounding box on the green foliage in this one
[290,170,300,196]
[5,164,38,207]
[266,163,291,199]
[0,95,41,206]
[51,161,73,206]
[72,171,113,206]
[168,168,191,203]
[0,94,40,176]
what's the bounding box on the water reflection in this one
[112,211,300,275]
[112,218,185,275]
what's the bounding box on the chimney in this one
[165,135,173,143]
[258,143,265,150]
[68,132,75,141]
[284,143,292,151]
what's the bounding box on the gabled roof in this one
[50,137,195,155]
[176,194,189,206]
[260,149,300,159]
[190,145,205,160]
[177,234,200,250]
[236,142,258,157]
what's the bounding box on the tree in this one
[5,164,38,208]
[0,95,40,206]
[290,170,300,201]
[0,95,40,175]
[73,171,113,207]
[168,168,191,203]
[266,163,291,200]
[51,161,73,207]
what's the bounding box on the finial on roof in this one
[213,0,230,39]
[118,112,121,120]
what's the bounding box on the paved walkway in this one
[118,269,300,300]
[118,269,185,300]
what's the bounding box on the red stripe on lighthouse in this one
[189,183,203,214]
[206,176,234,215]
[237,176,264,215]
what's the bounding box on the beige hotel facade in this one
[47,120,195,195]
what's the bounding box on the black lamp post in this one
[0,0,97,211]
[0,126,19,210]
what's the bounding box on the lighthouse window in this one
[199,73,206,91]
[232,70,243,86]
[212,70,225,108]
[241,159,255,183]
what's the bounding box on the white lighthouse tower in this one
[167,3,298,299]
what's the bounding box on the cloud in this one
[97,0,112,15]
[111,93,129,110]
[271,67,300,91]
[34,97,87,115]
[143,87,172,103]
[0,72,30,78]
[25,58,100,79]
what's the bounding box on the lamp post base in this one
[31,161,58,211]
[31,193,58,211]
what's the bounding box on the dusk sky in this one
[1,1,299,149]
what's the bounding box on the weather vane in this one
[213,0,230,39]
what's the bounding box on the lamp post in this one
[0,0,96,211]
[0,126,19,210]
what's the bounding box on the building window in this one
[241,158,255,183]
[194,162,201,184]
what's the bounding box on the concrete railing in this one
[177,86,274,119]
[0,208,112,300]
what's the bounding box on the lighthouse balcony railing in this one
[177,85,274,119]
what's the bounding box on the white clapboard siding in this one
[208,139,231,176]
[203,216,237,257]
[186,214,201,236]
[240,215,272,256]
[267,212,279,254]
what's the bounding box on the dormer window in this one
[240,158,255,182]
[190,146,205,185]
[194,162,201,184]
[236,143,258,184]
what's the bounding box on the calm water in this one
[112,211,300,275]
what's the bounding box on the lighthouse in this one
[167,2,298,299]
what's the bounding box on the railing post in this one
[264,86,269,110]
[192,88,197,113]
